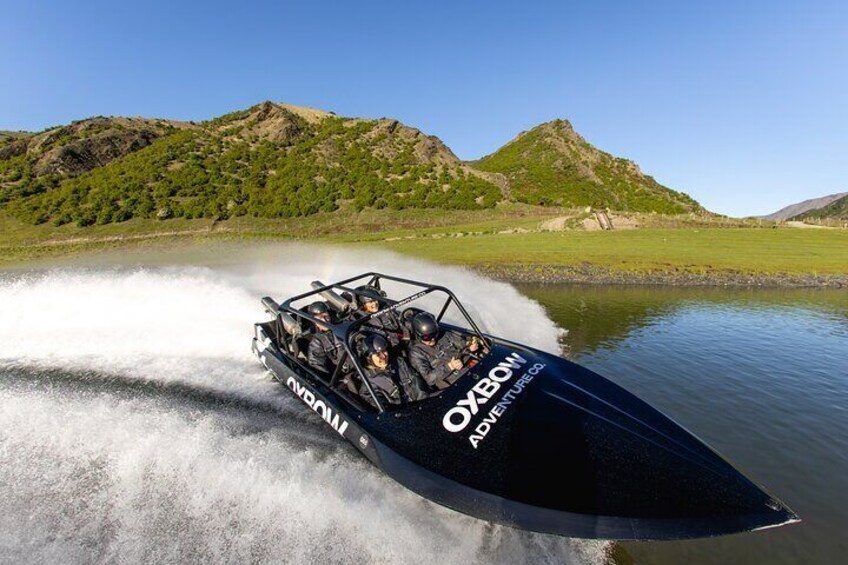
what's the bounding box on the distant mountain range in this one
[792,194,848,221]
[0,102,703,227]
[761,192,848,221]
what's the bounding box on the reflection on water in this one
[518,284,848,565]
[518,284,848,356]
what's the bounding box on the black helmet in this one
[355,285,382,308]
[412,312,439,341]
[307,301,330,317]
[364,334,389,357]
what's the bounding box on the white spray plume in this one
[0,242,600,564]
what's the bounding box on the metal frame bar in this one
[277,272,489,412]
[436,296,453,323]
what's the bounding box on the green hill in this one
[1,103,703,228]
[3,102,502,226]
[472,119,702,214]
[792,194,848,221]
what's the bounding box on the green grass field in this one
[1,208,845,278]
[376,228,848,275]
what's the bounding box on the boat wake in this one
[0,245,608,564]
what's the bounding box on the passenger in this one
[306,301,345,375]
[361,334,427,407]
[354,285,406,347]
[408,312,484,388]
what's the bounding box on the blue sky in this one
[2,1,846,216]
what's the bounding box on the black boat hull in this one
[252,323,798,540]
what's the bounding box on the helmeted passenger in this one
[360,334,427,407]
[408,312,483,388]
[355,285,406,347]
[306,301,345,375]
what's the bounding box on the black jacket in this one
[408,331,466,387]
[361,357,428,407]
[357,308,406,347]
[360,365,401,407]
[307,330,345,375]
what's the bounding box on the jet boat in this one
[252,273,799,540]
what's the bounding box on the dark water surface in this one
[518,284,848,564]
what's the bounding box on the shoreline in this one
[473,264,848,288]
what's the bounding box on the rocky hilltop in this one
[0,102,701,227]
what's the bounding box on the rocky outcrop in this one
[220,101,307,144]
[364,119,461,166]
[33,127,162,175]
[0,139,28,161]
[21,117,192,177]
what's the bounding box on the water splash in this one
[0,243,605,564]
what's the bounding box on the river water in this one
[517,283,847,564]
[0,242,845,564]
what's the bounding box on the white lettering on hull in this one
[442,352,529,433]
[286,376,350,437]
[441,351,546,449]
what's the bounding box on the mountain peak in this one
[271,101,335,124]
[475,119,701,213]
[514,118,576,139]
[543,118,575,130]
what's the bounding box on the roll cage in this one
[263,272,490,412]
